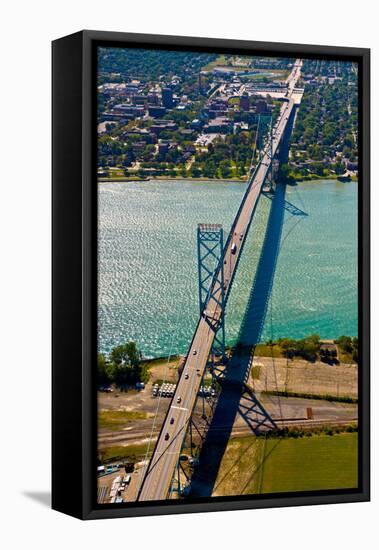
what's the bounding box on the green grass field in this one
[98,410,149,430]
[254,343,282,358]
[213,433,358,497]
[98,442,149,464]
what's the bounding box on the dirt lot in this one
[250,356,357,398]
[98,387,170,449]
[97,355,215,453]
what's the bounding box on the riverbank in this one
[138,334,358,367]
[288,173,358,183]
[99,173,358,184]
[98,176,247,184]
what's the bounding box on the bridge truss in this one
[197,223,226,362]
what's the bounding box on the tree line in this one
[264,334,358,363]
[97,341,149,389]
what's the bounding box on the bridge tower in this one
[264,115,275,194]
[197,223,226,365]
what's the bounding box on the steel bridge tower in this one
[197,223,226,362]
[258,114,275,194]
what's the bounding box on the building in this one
[131,141,146,155]
[208,98,229,111]
[162,87,174,108]
[150,120,178,136]
[256,100,268,114]
[158,141,169,159]
[191,119,203,130]
[122,129,157,144]
[148,105,167,118]
[147,92,159,105]
[180,129,196,138]
[113,104,145,118]
[239,94,250,111]
[132,94,149,105]
[204,117,232,134]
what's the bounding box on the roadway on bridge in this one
[137,60,303,502]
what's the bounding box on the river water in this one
[98,179,357,358]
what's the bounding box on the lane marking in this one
[170,405,189,411]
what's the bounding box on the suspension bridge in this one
[137,60,304,501]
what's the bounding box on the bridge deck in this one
[137,60,303,502]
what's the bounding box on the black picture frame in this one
[52,30,370,520]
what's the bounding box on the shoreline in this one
[98,176,247,184]
[98,175,358,185]
[126,338,358,365]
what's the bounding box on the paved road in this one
[138,60,303,502]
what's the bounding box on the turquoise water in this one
[98,179,358,357]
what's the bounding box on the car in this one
[177,396,182,404]
[99,385,112,393]
[185,372,189,379]
[193,350,197,355]
[231,243,237,255]
[165,433,170,441]
[170,417,175,425]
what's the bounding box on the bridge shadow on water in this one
[190,182,291,498]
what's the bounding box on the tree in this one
[278,338,297,359]
[352,337,358,362]
[190,164,202,178]
[97,353,111,386]
[110,341,140,367]
[336,335,352,354]
[108,341,143,388]
[278,163,295,183]
[219,159,232,179]
[335,161,345,175]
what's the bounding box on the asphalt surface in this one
[138,60,303,501]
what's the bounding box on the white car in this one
[177,396,182,404]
